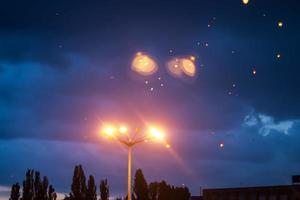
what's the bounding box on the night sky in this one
[1,0,300,199]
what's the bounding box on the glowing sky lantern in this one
[219,142,224,148]
[167,56,196,78]
[131,52,158,76]
[166,58,183,77]
[180,57,196,77]
[242,0,249,5]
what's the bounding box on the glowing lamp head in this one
[119,126,128,134]
[149,127,165,141]
[242,0,249,5]
[102,126,115,137]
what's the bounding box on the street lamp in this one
[100,124,169,200]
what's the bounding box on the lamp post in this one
[101,125,168,200]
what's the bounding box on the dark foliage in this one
[133,169,149,200]
[100,179,109,200]
[10,169,56,200]
[86,175,97,200]
[65,165,87,200]
[9,183,20,200]
[10,166,191,200]
[133,169,191,200]
[149,182,159,200]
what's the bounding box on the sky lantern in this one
[131,52,158,76]
[166,58,183,77]
[166,56,197,78]
[181,58,196,77]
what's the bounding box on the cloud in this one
[0,32,72,68]
[0,1,300,196]
[243,112,295,136]
[0,185,10,200]
[1,117,300,195]
[0,185,10,193]
[0,54,254,141]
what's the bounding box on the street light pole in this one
[101,125,167,200]
[127,146,132,200]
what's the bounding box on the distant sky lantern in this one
[219,143,224,148]
[166,58,183,77]
[278,21,283,28]
[277,53,281,58]
[252,69,257,75]
[242,0,249,5]
[131,52,158,76]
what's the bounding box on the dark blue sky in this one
[1,0,300,198]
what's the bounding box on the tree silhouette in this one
[40,176,49,200]
[10,165,191,200]
[10,169,56,200]
[9,183,20,200]
[48,185,57,200]
[148,181,191,200]
[100,179,109,200]
[157,181,171,200]
[133,169,149,200]
[22,170,34,200]
[87,175,97,200]
[67,165,87,200]
[149,182,159,200]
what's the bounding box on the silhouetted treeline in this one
[133,169,190,200]
[9,170,57,200]
[64,165,109,200]
[10,165,190,200]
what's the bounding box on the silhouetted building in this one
[292,176,300,185]
[202,185,300,200]
[191,196,202,200]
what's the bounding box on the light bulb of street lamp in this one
[102,126,115,137]
[149,127,165,141]
[119,126,128,134]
